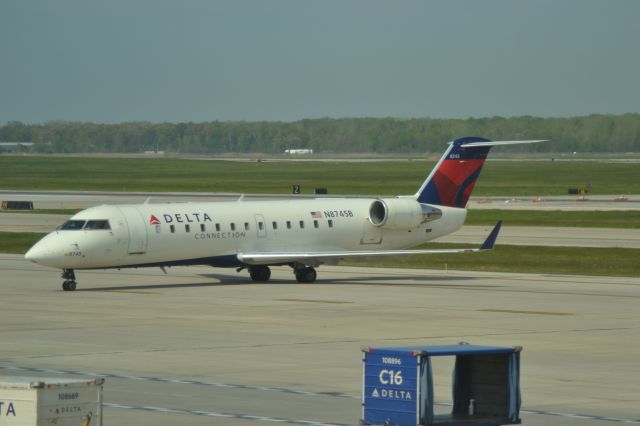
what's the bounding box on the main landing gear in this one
[244,264,317,283]
[61,269,77,291]
[249,265,271,282]
[294,265,317,283]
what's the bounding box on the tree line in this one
[1,114,639,154]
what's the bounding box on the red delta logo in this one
[149,212,213,225]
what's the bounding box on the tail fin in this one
[415,137,545,208]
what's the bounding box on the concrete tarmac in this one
[0,212,68,233]
[0,255,638,425]
[1,190,639,210]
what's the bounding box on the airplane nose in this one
[25,240,51,264]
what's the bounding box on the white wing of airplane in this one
[237,221,502,265]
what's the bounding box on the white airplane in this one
[25,137,543,291]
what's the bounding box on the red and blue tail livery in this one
[416,137,545,208]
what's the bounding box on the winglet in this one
[480,220,503,250]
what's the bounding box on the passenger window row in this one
[168,219,334,233]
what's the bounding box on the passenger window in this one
[230,223,236,231]
[60,220,86,230]
[328,219,333,228]
[84,220,111,230]
[170,224,175,233]
[313,220,319,229]
[272,221,277,230]
[299,220,304,229]
[215,223,221,232]
[258,222,264,231]
[286,221,291,229]
[185,224,190,233]
[244,222,250,231]
[200,224,205,232]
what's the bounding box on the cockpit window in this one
[84,220,111,230]
[60,220,86,230]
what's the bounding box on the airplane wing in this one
[237,221,502,266]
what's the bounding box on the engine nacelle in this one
[368,198,442,229]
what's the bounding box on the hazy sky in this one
[1,0,639,124]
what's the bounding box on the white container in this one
[0,377,103,426]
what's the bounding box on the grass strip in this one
[2,232,638,277]
[0,232,44,254]
[343,244,640,277]
[1,156,640,195]
[466,209,640,229]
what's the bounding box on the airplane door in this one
[118,206,148,254]
[360,221,383,245]
[254,214,267,238]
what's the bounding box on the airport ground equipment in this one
[361,343,522,426]
[568,183,591,195]
[1,201,33,210]
[0,376,104,426]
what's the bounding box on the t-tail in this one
[415,137,545,208]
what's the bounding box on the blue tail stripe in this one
[416,136,491,206]
[418,181,440,204]
[455,167,483,208]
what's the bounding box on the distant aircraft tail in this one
[415,137,545,208]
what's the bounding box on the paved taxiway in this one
[1,255,638,425]
[1,190,639,210]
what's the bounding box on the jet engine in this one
[368,198,442,229]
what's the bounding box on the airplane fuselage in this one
[26,136,541,290]
[27,198,466,270]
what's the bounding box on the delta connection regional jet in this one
[25,137,543,291]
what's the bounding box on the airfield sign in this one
[362,350,420,426]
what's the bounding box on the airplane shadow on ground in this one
[77,278,248,292]
[77,272,498,292]
[306,275,502,289]
[199,272,478,285]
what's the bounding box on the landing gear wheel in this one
[62,280,77,291]
[61,269,77,291]
[249,266,271,282]
[295,267,317,283]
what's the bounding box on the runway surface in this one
[1,255,638,425]
[1,190,639,210]
[2,211,638,248]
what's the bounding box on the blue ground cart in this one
[362,343,522,426]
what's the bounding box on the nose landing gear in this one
[61,269,77,291]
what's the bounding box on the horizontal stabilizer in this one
[460,140,547,148]
[415,137,547,208]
